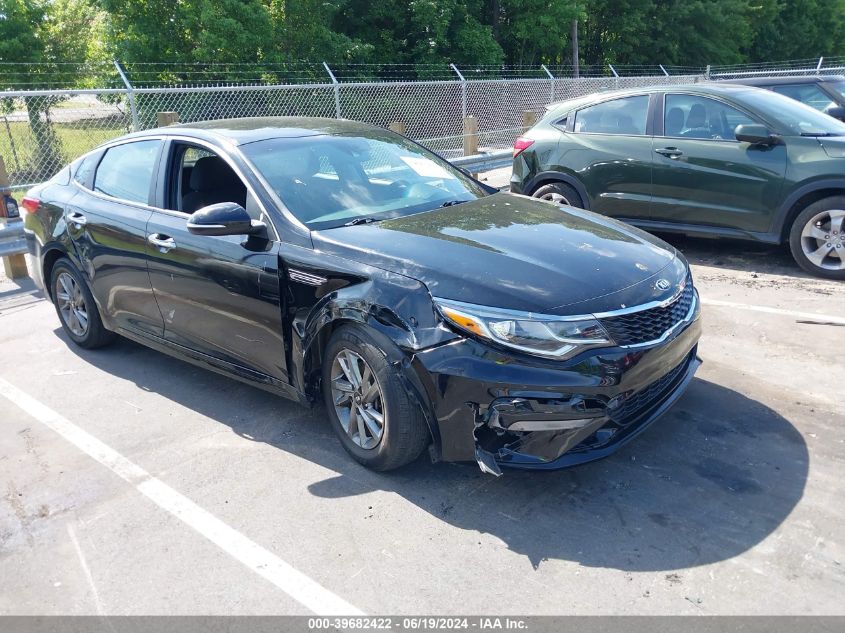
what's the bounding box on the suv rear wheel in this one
[532,182,583,208]
[789,197,845,279]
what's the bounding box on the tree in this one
[0,0,64,180]
[494,0,581,66]
[749,0,845,62]
[334,0,503,69]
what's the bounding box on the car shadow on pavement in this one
[60,331,809,573]
[657,233,812,279]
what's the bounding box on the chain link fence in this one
[4,56,837,192]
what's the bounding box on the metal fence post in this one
[609,64,619,89]
[541,64,555,104]
[114,60,139,131]
[450,64,467,120]
[323,62,342,119]
[705,64,711,80]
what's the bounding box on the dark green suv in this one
[511,83,845,279]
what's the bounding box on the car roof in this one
[122,116,386,146]
[725,74,845,86]
[545,82,766,114]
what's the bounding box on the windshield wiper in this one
[440,199,470,208]
[343,217,380,226]
[801,132,838,137]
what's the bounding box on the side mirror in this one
[187,202,265,237]
[825,105,845,122]
[735,124,777,145]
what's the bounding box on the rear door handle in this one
[655,147,683,159]
[147,233,176,252]
[67,211,87,227]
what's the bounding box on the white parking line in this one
[700,298,845,325]
[0,377,364,616]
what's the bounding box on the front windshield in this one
[825,80,845,101]
[241,133,489,229]
[739,88,845,136]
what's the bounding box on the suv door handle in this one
[655,147,683,159]
[147,233,176,252]
[67,211,87,227]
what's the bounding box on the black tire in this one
[788,197,845,280]
[322,324,430,471]
[532,182,583,208]
[50,258,116,349]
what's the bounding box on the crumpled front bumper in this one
[410,306,701,474]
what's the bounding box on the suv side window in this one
[770,84,836,112]
[664,94,757,140]
[574,96,650,135]
[93,140,162,204]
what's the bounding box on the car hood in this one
[312,193,682,315]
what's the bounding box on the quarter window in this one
[73,152,100,187]
[664,94,756,140]
[93,140,162,204]
[574,96,650,135]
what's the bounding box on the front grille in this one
[608,354,690,424]
[600,282,694,346]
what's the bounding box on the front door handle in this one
[655,147,683,159]
[67,211,87,227]
[147,233,176,252]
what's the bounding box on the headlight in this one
[434,297,612,359]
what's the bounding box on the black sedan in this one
[23,118,701,475]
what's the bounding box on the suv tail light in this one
[21,197,40,214]
[513,137,535,157]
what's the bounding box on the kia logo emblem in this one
[655,278,672,291]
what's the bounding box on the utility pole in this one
[571,19,580,78]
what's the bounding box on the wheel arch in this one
[298,303,441,457]
[41,245,73,301]
[523,171,591,209]
[776,180,845,242]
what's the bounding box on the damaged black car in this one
[23,117,701,475]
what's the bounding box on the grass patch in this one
[0,117,127,186]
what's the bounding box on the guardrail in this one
[451,149,513,172]
[0,220,25,258]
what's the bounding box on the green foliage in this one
[4,0,845,81]
[333,0,504,66]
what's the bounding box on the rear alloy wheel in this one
[532,182,583,208]
[322,324,430,471]
[789,198,845,279]
[50,258,115,349]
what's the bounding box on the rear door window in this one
[574,96,650,135]
[93,140,162,204]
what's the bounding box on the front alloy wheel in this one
[322,324,430,471]
[789,198,845,279]
[330,349,385,450]
[799,209,845,271]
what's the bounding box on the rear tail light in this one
[513,137,535,157]
[21,197,40,214]
[1,195,19,219]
